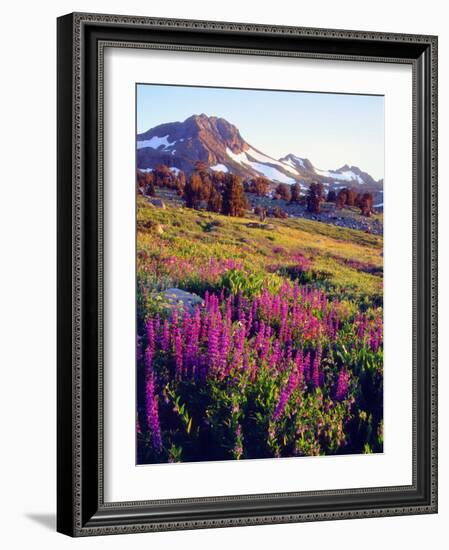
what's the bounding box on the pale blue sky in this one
[137,84,384,180]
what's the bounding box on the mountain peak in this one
[187,113,213,124]
[137,114,249,175]
[136,115,383,194]
[279,154,314,173]
[332,164,381,185]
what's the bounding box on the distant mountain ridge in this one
[137,114,383,194]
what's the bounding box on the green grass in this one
[137,196,383,303]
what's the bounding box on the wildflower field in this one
[136,195,383,464]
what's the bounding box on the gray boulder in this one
[160,288,204,315]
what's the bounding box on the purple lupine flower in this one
[312,345,322,388]
[335,369,350,401]
[243,348,250,372]
[279,299,289,342]
[246,305,253,335]
[154,314,161,338]
[200,309,209,343]
[295,350,304,386]
[174,327,183,379]
[182,311,191,340]
[237,292,244,322]
[369,328,378,353]
[327,311,335,339]
[220,322,231,373]
[232,324,246,369]
[191,306,201,350]
[260,326,272,361]
[377,318,383,346]
[255,321,266,353]
[273,295,281,320]
[284,326,292,346]
[146,318,155,355]
[144,345,162,452]
[269,340,281,370]
[272,368,299,421]
[185,310,200,378]
[251,296,259,323]
[303,351,311,382]
[285,343,293,369]
[207,323,220,372]
[160,319,170,352]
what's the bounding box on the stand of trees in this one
[136,170,155,196]
[207,185,223,213]
[336,188,357,208]
[137,165,186,197]
[334,187,374,217]
[184,172,206,209]
[222,174,248,216]
[246,176,270,197]
[138,162,249,217]
[289,182,302,203]
[183,165,247,217]
[138,163,376,219]
[307,182,325,214]
[274,183,291,202]
[358,192,374,217]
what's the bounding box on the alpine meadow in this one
[135,84,384,465]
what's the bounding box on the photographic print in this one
[136,84,384,465]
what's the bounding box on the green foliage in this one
[221,269,265,298]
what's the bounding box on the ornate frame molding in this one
[57,12,438,537]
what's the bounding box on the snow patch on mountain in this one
[137,135,175,150]
[210,164,229,173]
[226,148,295,184]
[315,168,364,184]
[246,148,299,176]
[226,149,247,165]
[248,162,296,184]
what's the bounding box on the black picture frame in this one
[57,12,438,537]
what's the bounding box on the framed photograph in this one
[57,12,438,536]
